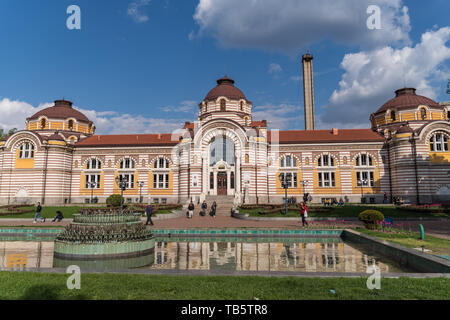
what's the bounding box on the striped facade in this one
[1,82,450,206]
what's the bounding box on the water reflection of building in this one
[152,241,392,273]
[0,241,54,269]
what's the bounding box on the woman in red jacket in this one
[300,202,309,227]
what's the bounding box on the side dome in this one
[204,76,247,101]
[27,100,92,123]
[374,88,441,115]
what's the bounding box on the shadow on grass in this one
[20,284,88,300]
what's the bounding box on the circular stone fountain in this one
[53,208,155,269]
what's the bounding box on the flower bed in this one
[0,205,33,216]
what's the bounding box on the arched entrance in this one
[196,123,246,203]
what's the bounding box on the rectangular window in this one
[119,174,134,189]
[356,171,374,187]
[319,172,336,188]
[323,155,329,167]
[85,174,101,189]
[153,174,169,189]
[293,173,297,188]
[370,172,374,187]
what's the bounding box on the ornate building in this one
[1,77,449,206]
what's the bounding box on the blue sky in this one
[0,0,449,134]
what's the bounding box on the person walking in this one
[209,201,217,218]
[200,200,207,217]
[300,202,308,227]
[52,210,64,222]
[188,201,195,219]
[34,202,45,223]
[145,204,154,226]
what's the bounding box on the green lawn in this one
[0,206,179,219]
[355,228,450,255]
[0,272,448,300]
[239,205,450,218]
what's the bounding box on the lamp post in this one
[358,179,368,204]
[279,173,292,215]
[88,181,98,204]
[300,180,309,203]
[137,181,144,203]
[115,175,128,213]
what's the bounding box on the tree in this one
[0,128,18,140]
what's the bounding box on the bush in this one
[106,194,122,207]
[358,209,384,229]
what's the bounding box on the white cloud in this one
[160,100,197,113]
[193,0,411,53]
[318,27,450,128]
[252,103,302,130]
[128,0,151,23]
[0,98,186,135]
[268,63,282,75]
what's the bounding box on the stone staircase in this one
[204,195,235,216]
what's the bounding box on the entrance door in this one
[217,172,227,195]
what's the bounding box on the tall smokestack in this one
[302,53,315,130]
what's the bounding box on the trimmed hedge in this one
[358,209,384,229]
[106,195,122,207]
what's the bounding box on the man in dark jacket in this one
[145,204,154,226]
[34,202,45,223]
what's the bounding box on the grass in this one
[0,272,449,300]
[0,206,179,219]
[239,205,450,218]
[355,228,450,255]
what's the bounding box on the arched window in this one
[430,133,449,152]
[420,108,427,120]
[220,99,226,111]
[68,120,74,130]
[19,142,35,159]
[280,155,297,168]
[153,157,170,169]
[40,118,46,129]
[210,137,235,166]
[120,158,136,169]
[240,101,244,111]
[355,154,373,167]
[317,154,335,167]
[230,172,235,189]
[390,111,396,122]
[86,158,102,170]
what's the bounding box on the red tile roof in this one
[250,120,267,128]
[75,134,180,147]
[268,129,384,144]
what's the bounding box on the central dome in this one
[204,76,247,101]
[374,88,441,115]
[27,100,92,124]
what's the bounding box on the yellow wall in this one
[401,112,415,121]
[50,121,63,130]
[14,149,34,169]
[429,152,450,163]
[431,112,442,120]
[148,171,173,195]
[312,169,342,195]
